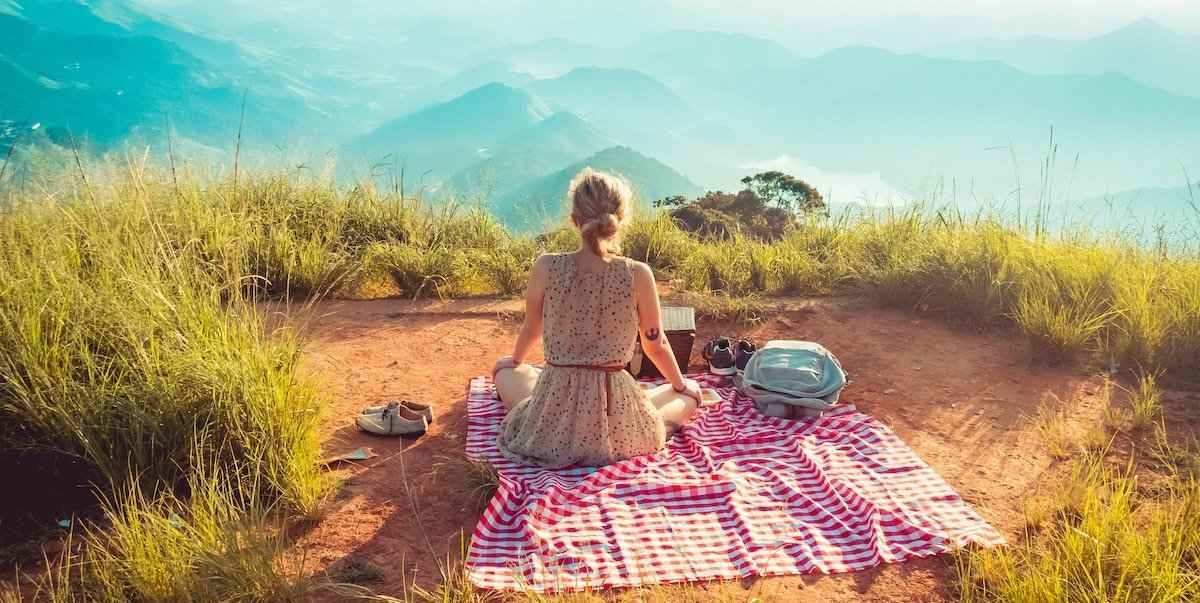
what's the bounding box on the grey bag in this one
[736,341,848,417]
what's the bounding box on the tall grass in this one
[0,192,328,512]
[961,373,1199,602]
[956,456,1200,603]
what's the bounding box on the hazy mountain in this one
[529,67,696,138]
[494,146,703,231]
[929,20,1200,99]
[735,46,1200,200]
[1060,182,1200,234]
[375,61,537,121]
[340,83,553,180]
[446,111,614,200]
[616,30,798,120]
[406,31,1200,200]
[481,37,603,78]
[0,0,323,149]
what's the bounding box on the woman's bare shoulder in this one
[531,253,556,269]
[621,257,654,282]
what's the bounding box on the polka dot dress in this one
[498,253,668,468]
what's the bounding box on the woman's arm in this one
[632,262,700,399]
[494,255,550,375]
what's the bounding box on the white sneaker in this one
[356,402,428,437]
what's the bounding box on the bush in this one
[476,238,540,297]
[366,242,474,299]
[621,213,697,274]
[0,199,328,513]
[659,189,796,241]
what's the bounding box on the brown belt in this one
[546,362,625,416]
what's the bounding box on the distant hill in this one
[446,112,614,200]
[529,67,697,140]
[480,37,602,78]
[929,20,1200,99]
[745,45,1200,200]
[377,61,536,120]
[340,83,554,180]
[493,146,703,231]
[0,0,321,148]
[1058,182,1200,236]
[620,30,797,89]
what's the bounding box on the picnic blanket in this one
[465,374,1003,592]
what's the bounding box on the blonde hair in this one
[568,168,632,257]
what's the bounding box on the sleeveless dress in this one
[498,253,668,468]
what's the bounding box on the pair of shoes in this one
[702,337,757,376]
[356,401,429,437]
[361,400,434,423]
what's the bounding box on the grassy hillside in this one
[1,164,1198,600]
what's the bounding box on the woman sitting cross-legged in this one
[492,168,703,469]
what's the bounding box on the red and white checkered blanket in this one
[465,375,1003,592]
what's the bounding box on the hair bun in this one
[568,168,632,256]
[593,213,619,238]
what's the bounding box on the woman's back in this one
[542,253,638,367]
[492,167,700,468]
[497,252,666,468]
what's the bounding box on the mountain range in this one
[0,0,326,149]
[340,84,701,230]
[341,83,554,182]
[928,19,1200,99]
[4,2,1199,233]
[493,146,703,232]
[446,111,614,202]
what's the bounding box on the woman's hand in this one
[492,356,522,377]
[673,378,703,402]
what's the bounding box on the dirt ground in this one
[289,294,1118,602]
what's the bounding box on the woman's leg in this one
[644,383,699,432]
[494,363,542,410]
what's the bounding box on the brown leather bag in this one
[627,306,696,378]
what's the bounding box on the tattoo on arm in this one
[645,328,660,342]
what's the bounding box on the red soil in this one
[291,295,1114,601]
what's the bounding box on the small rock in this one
[884,388,897,395]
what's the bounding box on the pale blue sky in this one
[142,0,1200,51]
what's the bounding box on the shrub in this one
[476,238,540,297]
[621,213,697,274]
[1012,284,1117,365]
[0,200,328,513]
[659,189,796,241]
[366,242,474,299]
[678,239,753,294]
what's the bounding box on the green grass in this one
[1126,372,1164,431]
[676,291,769,327]
[960,373,1200,602]
[956,456,1200,603]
